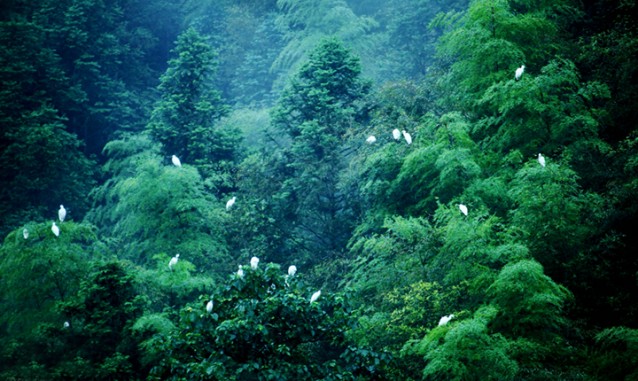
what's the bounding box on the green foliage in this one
[147,26,240,192]
[507,161,606,277]
[51,261,145,380]
[148,262,388,380]
[408,307,518,381]
[0,221,99,339]
[88,135,231,274]
[266,37,370,265]
[273,0,379,80]
[488,260,571,340]
[591,326,638,380]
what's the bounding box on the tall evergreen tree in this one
[147,27,239,193]
[269,37,370,266]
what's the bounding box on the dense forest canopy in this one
[1,0,638,379]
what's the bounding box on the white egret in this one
[169,254,179,271]
[23,228,29,239]
[459,204,468,216]
[58,205,66,222]
[63,321,70,328]
[250,256,259,270]
[288,265,297,277]
[237,265,245,278]
[392,129,401,140]
[171,155,182,167]
[310,290,321,303]
[537,153,546,168]
[226,196,236,211]
[438,314,454,326]
[366,135,377,144]
[206,300,213,313]
[402,130,412,145]
[515,65,525,81]
[51,222,60,237]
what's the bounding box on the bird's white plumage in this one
[58,205,66,222]
[226,196,236,211]
[63,321,70,328]
[459,204,468,216]
[538,153,546,168]
[392,129,401,140]
[288,265,297,277]
[438,314,454,326]
[206,300,213,313]
[366,135,376,144]
[402,130,412,145]
[23,228,29,239]
[310,290,321,303]
[51,222,60,237]
[172,155,182,167]
[250,256,259,270]
[515,65,525,80]
[169,254,179,270]
[237,265,244,278]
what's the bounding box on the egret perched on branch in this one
[459,204,468,216]
[515,65,525,81]
[288,265,297,277]
[206,300,213,313]
[310,290,321,303]
[51,222,60,237]
[402,130,412,145]
[23,228,29,239]
[63,321,70,328]
[171,155,182,167]
[237,265,245,278]
[366,135,376,144]
[537,153,546,168]
[58,205,66,222]
[250,256,259,270]
[392,129,401,140]
[438,314,454,326]
[226,196,236,211]
[169,254,179,271]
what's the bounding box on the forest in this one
[1,0,637,379]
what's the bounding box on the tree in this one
[268,37,370,266]
[147,262,388,380]
[0,18,97,237]
[87,134,231,275]
[147,26,239,193]
[407,307,518,381]
[487,260,573,377]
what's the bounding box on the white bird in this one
[537,153,546,168]
[438,314,454,326]
[366,135,376,144]
[63,321,70,328]
[51,222,60,237]
[392,129,401,140]
[288,265,297,277]
[310,290,321,303]
[171,155,182,167]
[58,205,66,222]
[515,65,525,81]
[250,256,259,270]
[459,204,468,216]
[226,196,236,211]
[402,130,412,145]
[237,265,245,278]
[206,300,213,313]
[23,228,29,239]
[169,254,179,270]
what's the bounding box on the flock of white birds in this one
[197,257,320,316]
[48,64,540,329]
